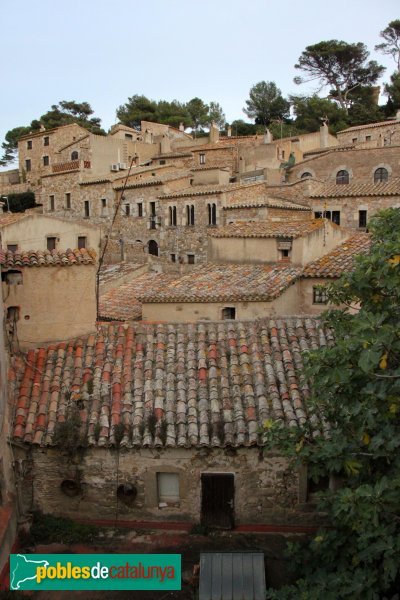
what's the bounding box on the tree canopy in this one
[294,40,385,114]
[264,208,400,599]
[290,95,348,134]
[375,20,400,72]
[243,81,290,127]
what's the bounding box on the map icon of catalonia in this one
[11,554,49,590]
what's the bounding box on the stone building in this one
[300,233,371,314]
[0,211,101,253]
[208,220,349,266]
[1,248,97,348]
[10,318,332,528]
[336,112,400,147]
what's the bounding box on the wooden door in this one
[201,473,234,529]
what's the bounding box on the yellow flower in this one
[263,418,274,430]
[362,432,370,446]
[379,352,388,370]
[314,536,324,543]
[389,403,398,414]
[387,255,400,267]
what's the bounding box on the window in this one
[125,133,133,140]
[332,210,340,225]
[25,159,31,172]
[170,253,176,263]
[43,136,49,146]
[43,155,49,166]
[280,249,290,259]
[366,135,371,142]
[149,201,156,229]
[71,151,79,161]
[49,195,55,211]
[84,201,90,218]
[374,167,388,183]
[336,170,349,185]
[169,206,177,226]
[186,205,195,226]
[78,236,87,249]
[313,286,328,304]
[137,202,143,217]
[27,140,32,150]
[359,210,367,228]
[7,244,18,252]
[157,473,179,507]
[222,307,236,320]
[6,306,20,322]
[65,193,71,209]
[314,210,340,225]
[187,254,195,264]
[47,237,57,251]
[199,153,206,165]
[208,203,217,226]
[301,172,312,179]
[352,138,357,143]
[159,160,166,165]
[101,198,107,216]
[124,204,130,216]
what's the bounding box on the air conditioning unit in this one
[110,164,119,172]
[119,163,127,170]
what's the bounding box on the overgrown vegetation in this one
[264,208,400,599]
[23,511,100,546]
[2,191,37,213]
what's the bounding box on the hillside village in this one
[0,109,399,590]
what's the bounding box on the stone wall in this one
[288,145,400,183]
[310,195,400,229]
[337,121,400,147]
[28,445,320,526]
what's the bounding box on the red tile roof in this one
[302,233,371,278]
[210,220,325,239]
[137,264,300,303]
[10,318,333,447]
[0,248,96,268]
[338,120,399,133]
[310,179,400,198]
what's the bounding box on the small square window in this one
[352,138,357,143]
[43,155,49,166]
[159,159,166,165]
[27,140,32,150]
[313,286,328,304]
[187,254,195,264]
[125,133,133,140]
[47,237,57,251]
[78,236,87,249]
[7,244,18,252]
[25,159,31,172]
[222,307,236,320]
[157,473,180,507]
[170,254,176,263]
[43,136,49,146]
[124,204,130,216]
[365,135,371,142]
[359,210,367,228]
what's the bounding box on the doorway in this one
[201,473,234,529]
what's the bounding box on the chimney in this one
[396,109,400,121]
[320,122,329,148]
[179,122,185,132]
[209,121,219,144]
[227,126,232,137]
[263,129,273,144]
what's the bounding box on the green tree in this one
[208,101,226,129]
[264,208,400,599]
[294,40,385,114]
[116,94,158,128]
[243,81,290,127]
[384,71,400,112]
[229,120,259,136]
[0,126,32,166]
[291,95,348,134]
[186,97,209,131]
[375,20,400,72]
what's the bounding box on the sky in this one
[0,0,399,170]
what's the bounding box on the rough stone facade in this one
[24,446,318,527]
[336,117,400,147]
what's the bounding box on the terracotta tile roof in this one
[99,272,176,320]
[338,120,399,133]
[137,264,301,303]
[310,179,400,198]
[80,178,112,186]
[223,198,310,211]
[191,165,230,172]
[99,263,146,287]
[10,318,334,447]
[0,248,96,268]
[302,233,371,278]
[111,164,172,181]
[210,220,325,239]
[151,152,193,159]
[113,172,190,191]
[0,213,29,227]
[160,181,263,199]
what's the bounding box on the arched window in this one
[374,167,388,183]
[71,151,79,160]
[148,240,159,256]
[336,170,349,185]
[301,172,312,179]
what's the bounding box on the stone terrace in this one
[10,318,333,448]
[302,233,371,278]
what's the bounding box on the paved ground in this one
[15,528,303,599]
